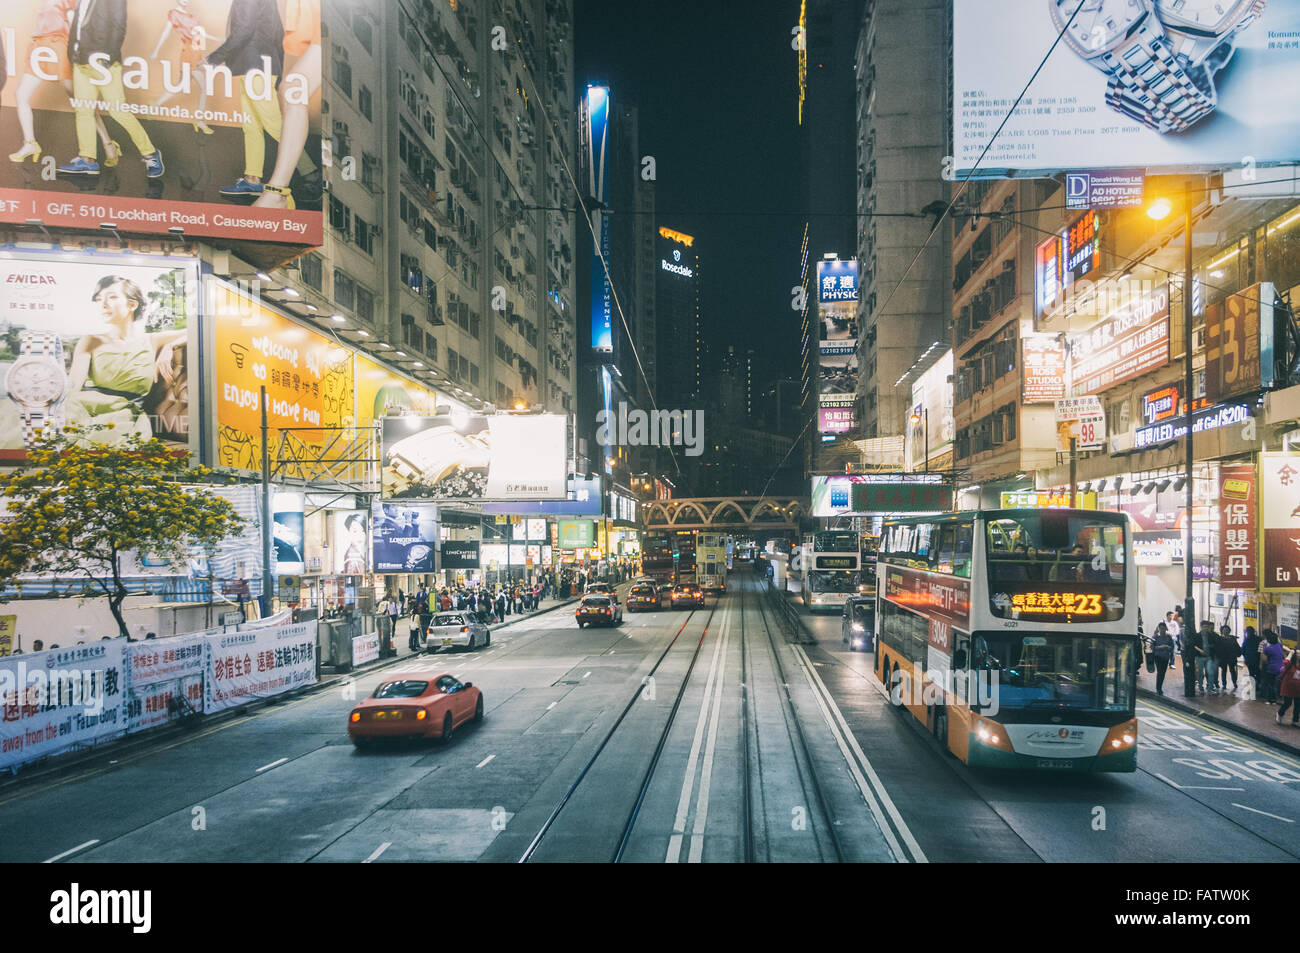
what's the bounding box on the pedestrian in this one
[1242,625,1262,690]
[415,599,431,652]
[1195,620,1219,695]
[1276,648,1300,726]
[1261,630,1286,704]
[1215,623,1240,692]
[1151,622,1174,696]
[32,639,44,652]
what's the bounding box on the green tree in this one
[0,426,244,639]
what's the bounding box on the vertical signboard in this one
[1205,282,1275,403]
[0,0,323,245]
[584,86,613,352]
[817,258,858,433]
[1021,335,1066,403]
[1261,454,1300,592]
[1034,212,1101,318]
[1219,463,1257,591]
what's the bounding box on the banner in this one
[333,510,368,575]
[953,0,1297,176]
[371,501,438,573]
[440,540,480,569]
[0,616,15,657]
[0,250,198,461]
[125,633,204,732]
[1261,453,1300,592]
[557,520,596,550]
[0,0,322,245]
[271,489,304,576]
[0,641,127,770]
[1218,463,1257,591]
[1205,283,1275,403]
[203,620,316,713]
[381,414,567,501]
[351,631,379,667]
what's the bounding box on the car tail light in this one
[350,711,361,722]
[461,626,469,632]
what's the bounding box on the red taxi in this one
[670,583,705,608]
[348,672,483,747]
[576,593,623,627]
[627,582,661,611]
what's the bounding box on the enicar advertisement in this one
[0,0,323,244]
[954,0,1300,176]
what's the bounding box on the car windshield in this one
[433,614,463,626]
[373,680,428,699]
[970,633,1136,711]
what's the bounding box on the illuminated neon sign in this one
[658,227,695,246]
[1002,592,1103,615]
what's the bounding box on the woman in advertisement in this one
[339,512,367,576]
[253,0,321,210]
[64,276,186,443]
[150,0,225,135]
[8,0,121,167]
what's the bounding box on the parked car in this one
[424,612,490,652]
[348,672,483,747]
[576,593,622,627]
[670,583,705,608]
[627,583,661,611]
[841,597,875,652]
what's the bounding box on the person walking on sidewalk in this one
[1242,625,1262,693]
[1151,622,1175,696]
[1276,649,1300,726]
[1195,620,1219,696]
[1262,630,1286,704]
[1215,623,1240,693]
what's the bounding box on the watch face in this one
[8,361,65,404]
[1156,0,1255,35]
[1053,0,1148,55]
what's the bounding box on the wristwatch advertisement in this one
[1051,0,1266,134]
[4,331,67,449]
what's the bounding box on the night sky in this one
[575,0,805,389]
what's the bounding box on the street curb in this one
[1138,687,1300,759]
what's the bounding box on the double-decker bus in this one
[801,530,860,612]
[858,534,880,597]
[697,533,727,592]
[641,533,675,587]
[674,530,697,586]
[875,508,1138,772]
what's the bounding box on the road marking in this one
[1140,701,1300,770]
[689,619,731,863]
[792,644,928,863]
[667,605,729,864]
[256,757,288,773]
[476,754,496,769]
[363,842,391,863]
[546,701,557,710]
[43,840,99,863]
[583,671,591,679]
[1233,803,1294,822]
[1151,772,1244,792]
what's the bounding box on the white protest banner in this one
[0,642,128,771]
[204,622,317,714]
[125,634,207,733]
[352,632,380,667]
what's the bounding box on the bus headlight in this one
[974,717,1013,751]
[1103,719,1138,751]
[851,623,864,633]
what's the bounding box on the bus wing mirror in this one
[953,649,967,669]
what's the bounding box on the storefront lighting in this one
[1206,247,1240,272]
[1143,482,1157,495]
[305,304,318,312]
[1146,198,1172,221]
[281,287,301,297]
[1267,209,1300,236]
[331,314,346,323]
[256,272,271,282]
[1173,477,1186,492]
[357,329,369,337]
[1157,479,1172,493]
[1210,270,1224,278]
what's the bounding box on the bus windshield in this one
[985,513,1125,586]
[971,632,1136,711]
[814,531,858,552]
[809,570,857,593]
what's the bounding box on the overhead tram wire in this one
[496,7,683,480]
[865,0,1090,350]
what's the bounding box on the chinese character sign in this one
[1218,464,1256,591]
[204,622,317,714]
[1205,283,1274,403]
[1261,453,1300,592]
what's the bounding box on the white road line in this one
[583,671,591,678]
[546,701,557,710]
[476,754,496,769]
[43,839,100,863]
[666,605,729,864]
[256,757,288,773]
[363,842,392,863]
[689,622,731,863]
[1152,772,1244,792]
[1232,803,1294,822]
[793,644,928,863]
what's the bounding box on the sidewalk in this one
[1137,657,1300,758]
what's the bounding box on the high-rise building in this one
[853,0,951,438]
[655,226,702,410]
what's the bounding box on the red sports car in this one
[348,672,483,747]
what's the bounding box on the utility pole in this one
[260,385,273,618]
[1183,182,1196,633]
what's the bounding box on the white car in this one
[424,613,490,652]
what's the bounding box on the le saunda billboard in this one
[0,0,322,245]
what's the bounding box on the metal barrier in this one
[764,577,816,645]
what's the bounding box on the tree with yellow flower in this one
[0,426,244,640]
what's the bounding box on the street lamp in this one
[1147,187,1196,632]
[909,409,929,473]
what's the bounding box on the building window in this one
[354,215,373,255]
[334,270,356,310]
[358,85,373,120]
[352,14,373,53]
[331,46,352,97]
[328,195,351,238]
[300,252,323,291]
[356,285,375,323]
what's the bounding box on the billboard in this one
[0,0,322,245]
[481,476,603,516]
[953,1,1296,177]
[440,540,480,570]
[818,406,855,434]
[381,413,567,502]
[811,474,948,517]
[557,520,596,549]
[1205,282,1276,403]
[1068,284,1170,397]
[1064,170,1144,210]
[332,510,368,575]
[1034,212,1100,318]
[1021,334,1066,403]
[584,86,612,351]
[0,249,197,460]
[907,349,954,469]
[271,489,304,576]
[817,258,858,303]
[1261,453,1300,592]
[817,258,857,434]
[1219,463,1256,590]
[371,501,438,574]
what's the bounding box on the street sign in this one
[277,575,300,602]
[1055,397,1105,452]
[220,610,245,627]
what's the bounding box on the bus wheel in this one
[889,664,903,707]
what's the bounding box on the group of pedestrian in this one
[1147,607,1300,726]
[374,575,559,655]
